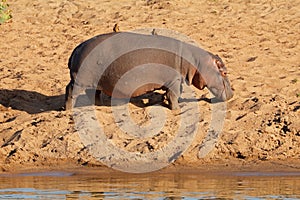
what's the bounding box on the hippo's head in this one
[192,54,234,101]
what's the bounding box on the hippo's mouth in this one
[221,78,234,101]
[208,78,233,101]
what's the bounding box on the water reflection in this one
[0,171,299,199]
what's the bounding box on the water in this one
[0,170,300,199]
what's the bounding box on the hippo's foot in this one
[65,95,79,110]
[65,100,71,110]
[166,92,180,110]
[169,101,180,110]
[65,81,74,110]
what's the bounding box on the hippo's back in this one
[68,32,119,75]
[68,32,209,94]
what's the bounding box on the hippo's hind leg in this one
[65,81,86,109]
[65,81,74,110]
[165,77,182,110]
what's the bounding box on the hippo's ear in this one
[215,59,224,69]
[113,23,120,32]
[214,58,228,77]
[213,55,225,68]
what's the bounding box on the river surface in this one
[0,170,300,199]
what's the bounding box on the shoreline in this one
[1,159,300,176]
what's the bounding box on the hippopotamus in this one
[65,32,233,110]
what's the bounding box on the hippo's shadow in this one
[0,89,213,114]
[0,89,65,114]
[83,89,212,109]
[83,89,168,108]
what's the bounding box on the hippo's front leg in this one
[165,77,182,110]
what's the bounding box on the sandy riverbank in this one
[0,0,299,174]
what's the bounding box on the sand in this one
[0,0,299,174]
